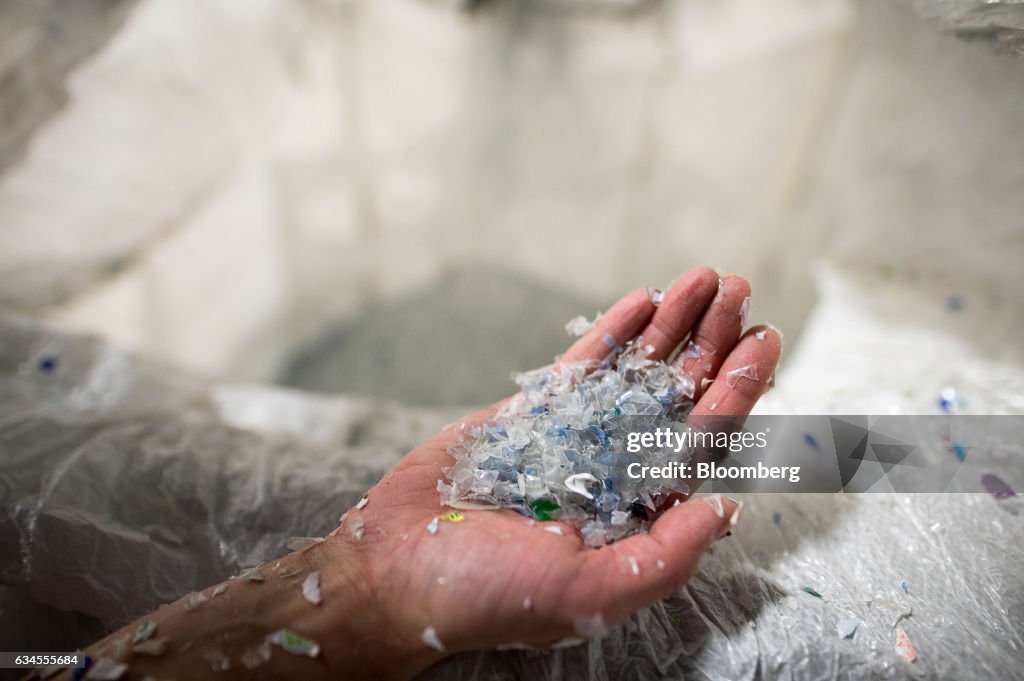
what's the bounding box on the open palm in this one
[334,267,781,663]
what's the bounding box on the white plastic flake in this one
[302,571,323,605]
[421,626,447,653]
[573,613,609,639]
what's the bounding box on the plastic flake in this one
[240,642,272,669]
[132,639,167,656]
[705,495,725,518]
[645,286,664,306]
[212,584,227,597]
[573,613,609,639]
[286,536,321,552]
[739,297,751,326]
[565,314,599,337]
[132,621,156,644]
[755,329,766,341]
[900,580,908,593]
[302,571,323,605]
[356,495,369,509]
[894,627,917,662]
[203,649,230,671]
[981,473,1015,498]
[241,568,264,583]
[84,658,126,681]
[267,629,320,658]
[801,586,823,599]
[421,626,446,653]
[773,512,782,526]
[185,592,207,610]
[938,386,960,413]
[725,364,758,388]
[350,517,365,540]
[544,525,564,536]
[836,618,859,639]
[426,517,440,534]
[439,511,464,522]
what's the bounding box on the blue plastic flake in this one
[772,512,782,527]
[953,444,966,462]
[804,434,820,451]
[37,354,59,373]
[938,386,960,413]
[945,295,964,312]
[901,580,908,593]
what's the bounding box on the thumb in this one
[576,496,740,624]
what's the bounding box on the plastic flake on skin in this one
[267,629,320,658]
[739,297,751,326]
[426,517,440,534]
[705,495,725,518]
[685,341,702,359]
[755,329,766,341]
[240,568,264,583]
[573,613,609,639]
[240,642,272,669]
[132,621,156,644]
[203,649,230,671]
[421,626,446,653]
[302,572,323,605]
[645,286,664,306]
[355,495,369,509]
[286,536,322,552]
[132,639,167,657]
[565,314,600,337]
[212,584,227,597]
[350,518,365,540]
[185,592,207,610]
[544,525,564,536]
[725,364,758,388]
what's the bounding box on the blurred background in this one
[1,0,1023,408]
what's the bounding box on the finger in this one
[691,325,781,417]
[639,267,720,361]
[674,274,751,400]
[575,496,738,620]
[560,288,656,364]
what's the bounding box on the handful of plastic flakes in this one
[440,338,697,546]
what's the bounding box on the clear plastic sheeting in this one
[2,261,1023,680]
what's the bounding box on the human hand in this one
[337,267,782,677]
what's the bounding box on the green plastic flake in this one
[530,498,561,521]
[267,629,321,658]
[132,620,157,643]
[801,586,823,599]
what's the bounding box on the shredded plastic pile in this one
[441,339,696,546]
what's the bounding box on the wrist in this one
[313,532,442,680]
